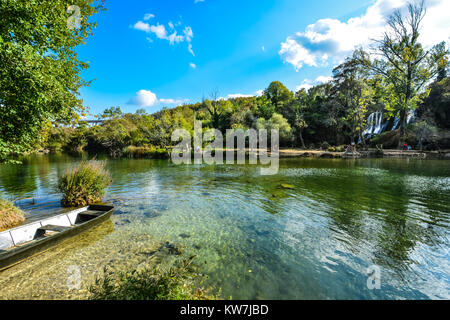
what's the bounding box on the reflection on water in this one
[0,154,449,299]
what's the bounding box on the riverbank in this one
[27,148,450,161]
[276,148,450,159]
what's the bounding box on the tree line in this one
[1,1,449,162]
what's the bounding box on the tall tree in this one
[360,0,449,147]
[284,89,309,148]
[0,0,105,161]
[264,81,293,114]
[333,51,373,147]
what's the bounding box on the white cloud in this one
[262,46,265,52]
[295,80,313,92]
[133,17,195,55]
[188,43,195,56]
[167,31,184,44]
[190,62,197,68]
[315,75,332,84]
[133,21,150,33]
[129,90,188,107]
[150,24,168,39]
[227,90,266,99]
[144,13,155,21]
[280,0,450,71]
[183,26,193,42]
[227,93,253,99]
[295,75,332,92]
[160,98,189,105]
[129,90,158,107]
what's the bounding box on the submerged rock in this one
[280,184,294,189]
[179,233,191,239]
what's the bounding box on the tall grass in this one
[89,257,219,300]
[58,161,112,207]
[0,199,25,231]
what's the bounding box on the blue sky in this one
[77,0,449,116]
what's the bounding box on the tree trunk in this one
[299,130,306,149]
[397,109,407,149]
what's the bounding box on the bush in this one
[321,141,330,150]
[58,161,112,207]
[123,146,170,159]
[89,257,219,300]
[327,146,336,152]
[0,199,25,231]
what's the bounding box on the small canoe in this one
[0,204,114,271]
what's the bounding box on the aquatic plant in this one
[0,199,25,231]
[89,257,219,300]
[58,161,112,207]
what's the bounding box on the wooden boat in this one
[0,204,114,271]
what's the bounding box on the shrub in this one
[89,257,219,300]
[321,141,330,150]
[0,199,25,231]
[123,146,170,159]
[58,161,112,207]
[327,146,336,152]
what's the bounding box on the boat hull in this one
[0,205,113,271]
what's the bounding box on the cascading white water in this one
[363,111,384,137]
[361,110,416,143]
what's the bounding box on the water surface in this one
[0,155,449,299]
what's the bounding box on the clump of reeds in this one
[58,161,112,207]
[0,199,25,231]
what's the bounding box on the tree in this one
[203,90,230,131]
[361,0,449,147]
[417,77,450,129]
[284,89,309,148]
[99,106,123,119]
[264,81,293,114]
[333,51,373,147]
[0,0,105,161]
[255,113,292,146]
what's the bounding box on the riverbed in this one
[0,155,449,299]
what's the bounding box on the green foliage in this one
[321,141,330,150]
[0,0,105,161]
[358,1,449,144]
[123,146,169,159]
[89,257,219,300]
[255,113,292,144]
[264,81,294,113]
[58,160,112,207]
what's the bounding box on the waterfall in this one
[391,111,415,131]
[361,110,416,143]
[363,111,384,138]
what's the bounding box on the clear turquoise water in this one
[0,154,449,299]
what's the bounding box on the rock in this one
[179,233,191,239]
[281,184,294,189]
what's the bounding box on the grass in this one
[58,160,112,207]
[123,146,169,159]
[0,199,25,231]
[89,257,219,300]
